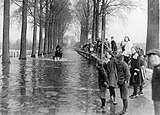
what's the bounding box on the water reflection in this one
[0,50,100,115]
[19,60,26,96]
[0,50,155,115]
[1,63,10,115]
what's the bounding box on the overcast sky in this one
[0,0,147,43]
[107,0,147,43]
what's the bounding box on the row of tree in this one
[2,0,72,63]
[73,0,159,60]
[74,0,139,47]
[2,0,160,64]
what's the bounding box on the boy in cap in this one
[96,60,109,112]
[115,54,131,115]
[147,49,160,115]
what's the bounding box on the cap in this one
[116,54,124,61]
[97,60,103,66]
[105,50,114,57]
[147,49,160,57]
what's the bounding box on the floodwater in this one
[0,49,154,115]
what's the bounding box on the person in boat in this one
[54,45,63,60]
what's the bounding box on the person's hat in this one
[97,60,103,66]
[105,50,114,57]
[147,49,160,57]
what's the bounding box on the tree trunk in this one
[101,0,105,59]
[60,24,64,47]
[146,0,159,52]
[55,22,58,47]
[80,27,84,47]
[31,0,38,57]
[38,0,43,56]
[91,1,96,43]
[85,0,89,44]
[146,0,159,68]
[52,22,56,52]
[19,0,28,60]
[2,0,10,63]
[48,21,52,53]
[52,22,55,52]
[58,23,61,46]
[95,0,100,39]
[43,0,49,55]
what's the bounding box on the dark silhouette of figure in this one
[111,36,117,54]
[53,45,63,60]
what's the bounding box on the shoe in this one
[138,91,143,95]
[113,100,118,105]
[129,94,138,99]
[101,106,106,113]
[129,94,134,98]
[117,109,127,115]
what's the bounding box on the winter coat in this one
[130,53,144,86]
[116,60,131,85]
[111,40,117,52]
[122,41,133,57]
[104,59,118,87]
[152,64,160,101]
[97,64,109,89]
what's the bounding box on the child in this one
[129,47,139,99]
[96,60,109,112]
[147,49,160,115]
[115,54,131,115]
[103,52,118,105]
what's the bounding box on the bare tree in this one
[2,0,10,63]
[47,0,72,51]
[31,0,38,57]
[74,0,93,47]
[38,0,44,56]
[10,0,72,56]
[99,0,139,58]
[95,0,100,40]
[43,0,49,55]
[19,0,28,59]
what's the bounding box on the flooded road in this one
[0,49,154,115]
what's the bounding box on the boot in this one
[113,97,117,105]
[101,98,106,107]
[118,99,128,115]
[138,85,143,95]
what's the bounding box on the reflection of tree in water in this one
[42,61,65,113]
[1,63,10,115]
[31,59,45,99]
[30,60,65,114]
[19,60,26,96]
[18,59,27,113]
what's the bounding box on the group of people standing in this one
[97,36,146,115]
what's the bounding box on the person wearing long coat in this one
[129,47,144,99]
[103,52,118,105]
[115,54,130,115]
[136,48,145,95]
[96,59,109,112]
[111,36,117,54]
